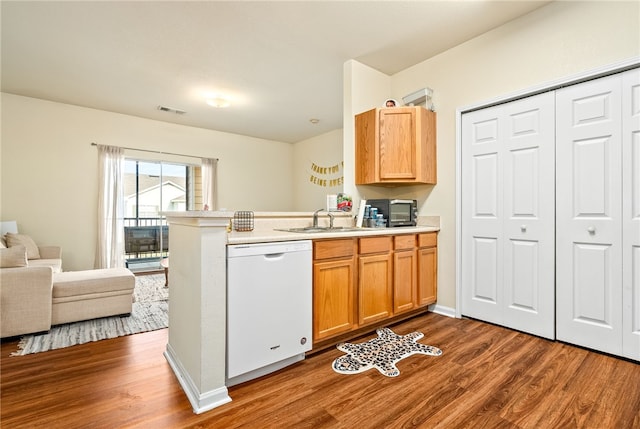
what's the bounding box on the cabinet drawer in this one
[314,239,354,260]
[418,232,437,248]
[359,236,392,254]
[394,234,416,250]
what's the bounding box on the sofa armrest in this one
[0,266,53,338]
[37,246,62,260]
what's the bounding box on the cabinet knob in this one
[520,225,527,232]
[587,226,596,234]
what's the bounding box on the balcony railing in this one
[123,217,168,269]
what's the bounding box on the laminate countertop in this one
[227,224,440,245]
[164,210,440,245]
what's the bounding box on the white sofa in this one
[0,232,135,338]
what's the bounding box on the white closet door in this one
[462,92,555,339]
[556,74,623,355]
[462,106,503,325]
[622,68,640,361]
[502,94,556,338]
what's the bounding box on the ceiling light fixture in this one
[206,97,231,108]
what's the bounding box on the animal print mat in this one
[332,327,442,377]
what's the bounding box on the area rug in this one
[11,274,168,356]
[332,327,442,377]
[133,273,169,303]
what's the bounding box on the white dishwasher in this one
[226,240,312,386]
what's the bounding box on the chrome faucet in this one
[313,208,325,228]
[327,212,335,228]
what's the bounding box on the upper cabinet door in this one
[355,106,436,185]
[379,108,417,180]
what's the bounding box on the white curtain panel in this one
[202,157,218,210]
[95,144,125,269]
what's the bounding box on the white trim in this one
[455,56,640,320]
[430,304,456,318]
[455,108,463,319]
[164,344,232,414]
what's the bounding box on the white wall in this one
[344,1,640,309]
[342,60,393,207]
[2,1,638,302]
[0,94,294,270]
[292,129,343,212]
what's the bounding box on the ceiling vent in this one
[157,105,186,115]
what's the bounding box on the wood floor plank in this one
[2,313,639,429]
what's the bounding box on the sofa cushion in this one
[0,245,28,268]
[5,233,40,260]
[28,258,63,273]
[52,268,135,298]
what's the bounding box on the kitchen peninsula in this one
[163,211,439,414]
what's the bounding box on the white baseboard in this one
[429,304,456,318]
[164,343,232,414]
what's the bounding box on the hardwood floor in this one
[2,312,638,429]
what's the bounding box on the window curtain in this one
[95,144,125,269]
[202,157,218,210]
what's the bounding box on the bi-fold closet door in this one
[556,70,639,360]
[461,68,640,361]
[461,92,556,340]
[622,70,640,359]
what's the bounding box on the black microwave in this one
[367,199,418,227]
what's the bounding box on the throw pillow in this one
[5,233,41,260]
[0,245,28,268]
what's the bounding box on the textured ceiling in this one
[1,1,552,143]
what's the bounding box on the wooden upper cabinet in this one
[355,106,436,185]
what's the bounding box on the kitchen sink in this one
[275,226,360,234]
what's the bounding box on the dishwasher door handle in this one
[264,252,285,260]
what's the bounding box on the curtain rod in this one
[90,142,218,161]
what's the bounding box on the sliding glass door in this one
[123,159,201,271]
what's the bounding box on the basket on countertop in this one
[233,211,254,232]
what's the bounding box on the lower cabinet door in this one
[313,258,356,341]
[358,253,393,325]
[417,246,437,306]
[393,249,417,314]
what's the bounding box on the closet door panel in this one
[503,93,556,339]
[623,68,640,361]
[462,107,503,324]
[508,239,538,308]
[556,74,623,355]
[462,92,555,338]
[472,237,499,303]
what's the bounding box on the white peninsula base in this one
[163,212,233,414]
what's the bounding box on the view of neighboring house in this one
[124,160,189,219]
[125,179,186,218]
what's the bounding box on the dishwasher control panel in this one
[227,240,312,258]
